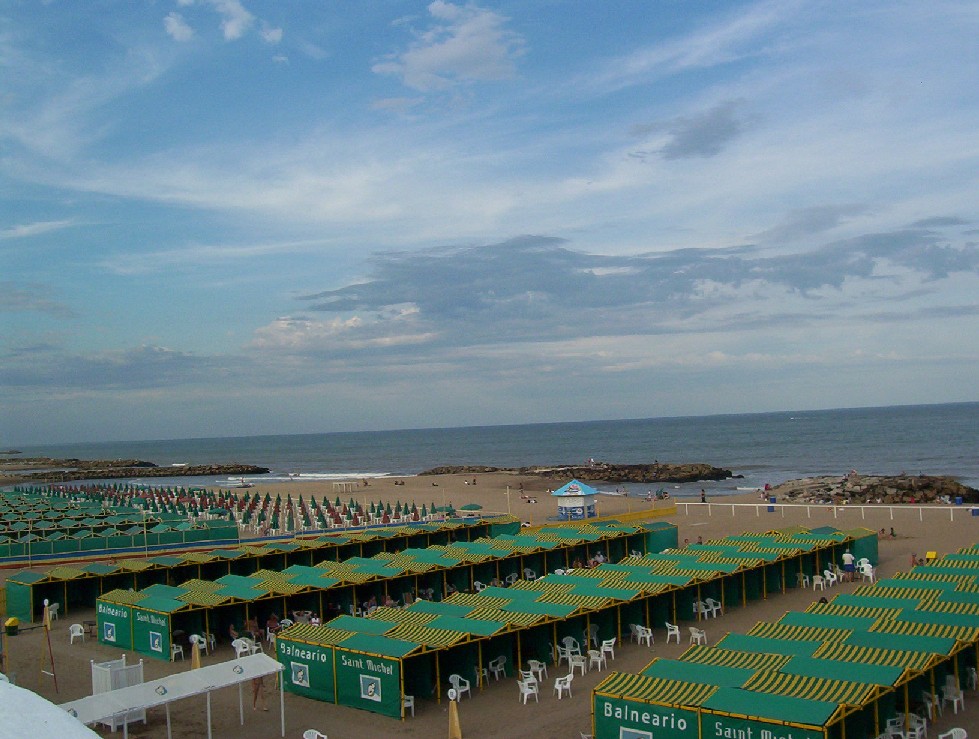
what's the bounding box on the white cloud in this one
[164,11,194,42]
[0,220,75,239]
[208,0,254,41]
[260,22,283,44]
[373,1,524,91]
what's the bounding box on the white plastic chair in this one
[692,601,704,620]
[204,632,216,653]
[48,603,60,621]
[473,580,486,592]
[796,572,811,588]
[587,649,606,671]
[303,731,328,739]
[823,569,838,587]
[232,638,252,658]
[523,568,537,581]
[279,618,294,628]
[170,643,184,661]
[665,622,680,644]
[488,655,507,681]
[922,690,942,720]
[553,568,566,576]
[636,626,654,646]
[629,623,640,643]
[403,694,414,717]
[968,666,978,690]
[705,598,723,618]
[517,679,539,704]
[448,673,471,699]
[556,643,572,666]
[937,730,967,739]
[861,563,876,582]
[689,627,707,645]
[505,573,519,586]
[562,635,582,656]
[943,685,965,714]
[69,623,85,644]
[527,659,547,682]
[812,574,826,591]
[569,654,587,676]
[553,674,573,699]
[600,638,616,661]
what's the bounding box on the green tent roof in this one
[641,658,755,688]
[703,686,840,727]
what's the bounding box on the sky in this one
[2,1,978,446]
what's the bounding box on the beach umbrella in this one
[460,503,482,511]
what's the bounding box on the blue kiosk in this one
[551,479,598,521]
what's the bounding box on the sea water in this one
[8,402,978,497]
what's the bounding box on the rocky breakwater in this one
[771,473,979,506]
[421,462,735,484]
[0,457,269,484]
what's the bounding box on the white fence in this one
[679,500,979,523]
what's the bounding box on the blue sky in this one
[2,1,978,445]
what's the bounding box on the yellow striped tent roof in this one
[749,623,853,643]
[466,607,543,627]
[594,671,718,706]
[99,588,147,605]
[812,642,935,672]
[805,602,903,620]
[443,592,510,608]
[177,578,223,592]
[441,546,494,563]
[871,619,979,642]
[258,578,304,595]
[280,624,354,645]
[368,607,435,627]
[680,644,791,671]
[510,579,575,594]
[917,600,979,615]
[385,623,468,648]
[538,592,609,611]
[114,558,158,571]
[47,565,88,580]
[177,588,230,607]
[852,585,941,600]
[893,572,974,584]
[742,670,879,705]
[953,582,979,593]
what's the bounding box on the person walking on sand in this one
[252,675,268,711]
[701,489,707,503]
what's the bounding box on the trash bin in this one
[4,617,19,636]
[971,508,979,517]
[955,496,963,505]
[767,496,776,513]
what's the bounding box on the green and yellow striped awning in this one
[813,642,934,672]
[444,592,510,608]
[742,670,878,705]
[595,671,718,706]
[177,588,229,607]
[47,565,89,580]
[749,623,853,643]
[114,558,157,571]
[368,607,436,627]
[894,572,971,583]
[852,585,942,600]
[872,620,979,642]
[258,578,304,595]
[806,602,903,620]
[467,607,543,627]
[280,624,354,645]
[385,623,468,648]
[99,588,147,605]
[178,578,223,592]
[681,645,791,671]
[920,600,979,615]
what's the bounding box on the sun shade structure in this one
[273,525,863,718]
[60,653,284,739]
[94,519,671,662]
[5,515,521,622]
[592,542,979,739]
[551,479,600,520]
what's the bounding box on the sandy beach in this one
[4,471,979,738]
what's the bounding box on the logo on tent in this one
[149,631,162,653]
[291,662,309,687]
[360,674,382,702]
[103,622,116,643]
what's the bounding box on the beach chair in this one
[561,635,582,656]
[527,659,547,682]
[504,572,519,586]
[585,624,599,648]
[600,638,616,661]
[517,679,539,704]
[922,690,942,721]
[553,674,574,699]
[170,643,184,661]
[943,684,965,714]
[629,623,640,643]
[523,568,537,581]
[636,626,654,646]
[587,649,606,671]
[488,655,507,681]
[796,571,810,588]
[449,673,471,699]
[812,574,826,590]
[69,623,85,644]
[303,731,328,739]
[705,598,723,618]
[688,627,707,645]
[403,695,414,717]
[569,653,587,676]
[823,569,838,587]
[665,622,680,644]
[937,730,966,739]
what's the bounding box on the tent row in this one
[270,525,874,719]
[592,544,979,739]
[94,520,678,664]
[5,515,522,623]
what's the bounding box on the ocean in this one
[7,402,978,497]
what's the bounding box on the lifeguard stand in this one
[551,479,598,521]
